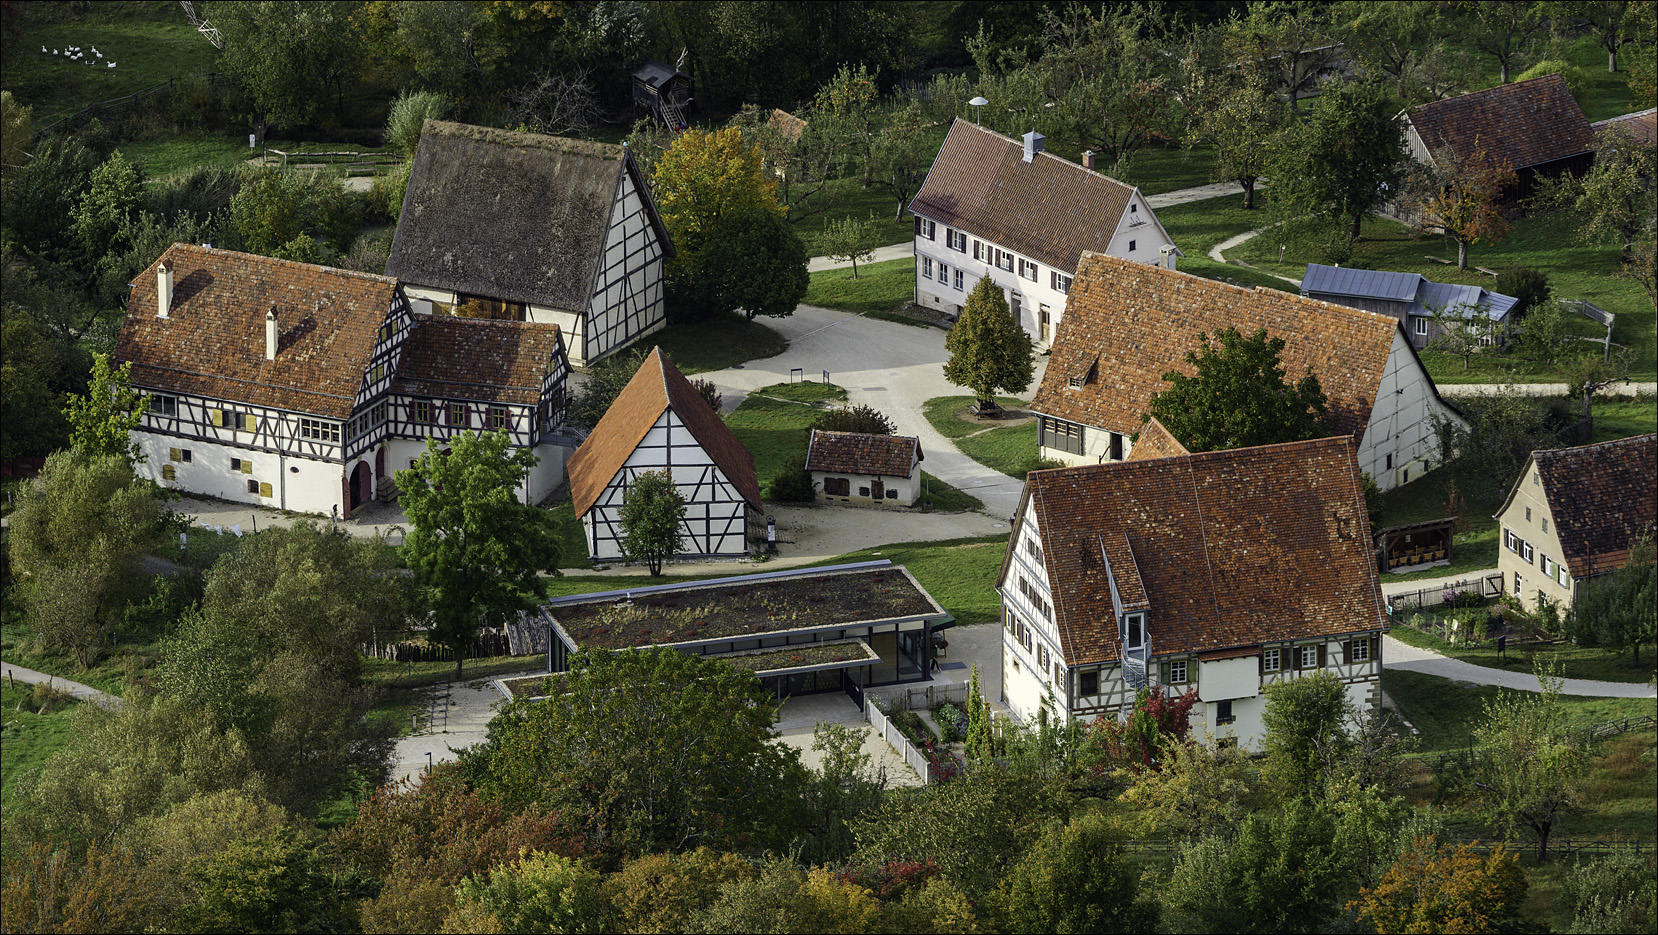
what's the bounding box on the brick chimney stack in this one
[1082,150,1096,171]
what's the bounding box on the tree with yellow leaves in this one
[1352,837,1528,934]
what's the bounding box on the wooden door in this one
[870,478,885,500]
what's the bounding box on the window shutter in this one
[1317,644,1327,668]
[244,414,257,432]
[162,464,175,480]
[210,409,224,427]
[1159,661,1170,684]
[169,447,181,462]
[259,482,272,498]
[241,460,253,474]
[1341,640,1351,664]
[1370,636,1380,661]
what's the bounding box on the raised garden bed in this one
[547,566,940,650]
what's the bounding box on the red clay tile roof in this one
[1592,108,1657,146]
[567,348,761,515]
[769,109,807,142]
[1032,254,1400,439]
[1531,434,1657,578]
[1125,417,1191,462]
[116,244,397,419]
[909,119,1140,273]
[1013,436,1384,667]
[804,430,922,478]
[393,316,564,406]
[1405,74,1594,170]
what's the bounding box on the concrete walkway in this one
[1,661,120,709]
[809,242,914,273]
[1437,381,1657,397]
[1383,635,1656,698]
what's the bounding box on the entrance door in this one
[350,461,371,510]
[1040,304,1052,343]
[870,478,885,501]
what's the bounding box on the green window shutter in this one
[1159,661,1170,684]
[169,447,181,462]
[162,464,175,480]
[243,414,257,432]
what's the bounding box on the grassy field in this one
[1590,396,1658,443]
[922,396,1048,479]
[1389,625,1657,684]
[805,257,918,317]
[649,313,789,375]
[922,395,1029,439]
[0,681,82,809]
[1385,668,1658,753]
[2,15,220,126]
[547,502,592,570]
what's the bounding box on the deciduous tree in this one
[8,451,163,667]
[1000,812,1160,934]
[1407,147,1518,270]
[473,647,807,857]
[1184,75,1286,210]
[870,100,932,221]
[1142,326,1333,453]
[1461,663,1586,861]
[1261,669,1355,798]
[1352,837,1528,934]
[653,127,783,255]
[813,404,896,436]
[620,469,688,577]
[396,430,561,679]
[943,278,1035,412]
[1271,80,1408,240]
[1424,305,1499,370]
[816,215,881,279]
[688,206,809,327]
[448,851,609,935]
[1568,533,1656,670]
[1460,1,1540,83]
[63,353,145,466]
[209,0,359,136]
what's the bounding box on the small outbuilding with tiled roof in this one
[1031,254,1464,491]
[1494,434,1657,611]
[1592,107,1657,146]
[908,118,1180,345]
[1399,74,1595,200]
[997,435,1386,749]
[386,120,673,366]
[804,430,924,507]
[567,348,763,562]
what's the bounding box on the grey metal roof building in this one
[1301,264,1517,348]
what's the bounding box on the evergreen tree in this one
[943,278,1035,411]
[966,664,994,762]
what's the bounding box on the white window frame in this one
[1299,645,1318,669]
[1263,648,1280,672]
[947,229,968,252]
[1051,272,1073,294]
[995,249,1014,273]
[1124,613,1146,652]
[1018,258,1039,281]
[1415,317,1429,336]
[953,269,964,291]
[922,256,932,279]
[1555,564,1569,587]
[915,217,936,241]
[1169,660,1187,683]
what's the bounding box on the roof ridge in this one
[421,119,625,159]
[1081,253,1404,330]
[956,119,1136,191]
[1537,432,1658,458]
[164,242,399,285]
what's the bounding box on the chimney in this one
[1022,130,1044,163]
[157,260,173,318]
[265,305,278,361]
[1082,150,1095,171]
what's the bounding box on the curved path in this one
[1382,635,1656,698]
[1,661,121,709]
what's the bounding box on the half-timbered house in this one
[1030,254,1465,491]
[386,120,674,366]
[567,348,763,561]
[1494,434,1656,611]
[805,430,924,507]
[908,119,1180,345]
[997,436,1387,749]
[118,244,414,518]
[385,315,572,504]
[119,245,576,518]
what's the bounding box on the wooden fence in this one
[875,681,970,713]
[1386,573,1503,612]
[361,628,511,662]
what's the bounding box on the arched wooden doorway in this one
[349,461,372,510]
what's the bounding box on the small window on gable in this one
[1131,203,1138,213]
[1542,517,1549,533]
[1128,239,1137,252]
[1525,506,1532,522]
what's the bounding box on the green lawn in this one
[2,17,221,126]
[1589,397,1658,443]
[757,380,847,404]
[1384,668,1658,753]
[648,313,789,375]
[547,502,592,569]
[1389,626,1657,684]
[0,681,82,809]
[922,395,1051,479]
[1115,142,1220,197]
[919,472,984,513]
[922,395,1027,439]
[805,257,918,318]
[1155,190,1278,257]
[788,176,919,250]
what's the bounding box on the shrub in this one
[934,703,967,743]
[890,709,938,747]
[1515,60,1591,105]
[1497,267,1551,321]
[767,455,815,502]
[814,404,896,436]
[384,91,452,159]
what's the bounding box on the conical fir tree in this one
[966,662,993,762]
[943,278,1035,410]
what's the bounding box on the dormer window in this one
[1124,612,1146,652]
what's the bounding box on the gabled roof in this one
[567,348,761,515]
[1032,254,1401,439]
[1125,417,1191,462]
[1405,74,1594,171]
[804,430,922,478]
[770,109,807,142]
[1012,436,1383,667]
[908,119,1144,273]
[1592,107,1656,146]
[1302,263,1517,322]
[385,120,672,313]
[116,244,397,419]
[632,60,689,89]
[1512,434,1657,578]
[392,317,564,406]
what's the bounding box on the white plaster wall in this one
[1037,424,1133,468]
[139,430,341,515]
[523,440,569,505]
[1197,656,1260,702]
[1193,695,1269,751]
[810,470,921,506]
[1001,632,1050,722]
[1106,192,1176,268]
[1495,460,1578,609]
[913,237,1072,344]
[1358,330,1462,491]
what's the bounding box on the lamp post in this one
[968,96,988,124]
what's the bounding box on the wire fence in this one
[32,72,223,139]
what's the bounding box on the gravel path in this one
[1,661,120,709]
[1382,635,1656,698]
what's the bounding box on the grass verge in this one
[547,502,591,570]
[922,395,1028,439]
[1383,668,1657,753]
[920,472,984,513]
[0,681,82,809]
[650,313,788,374]
[1389,626,1657,684]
